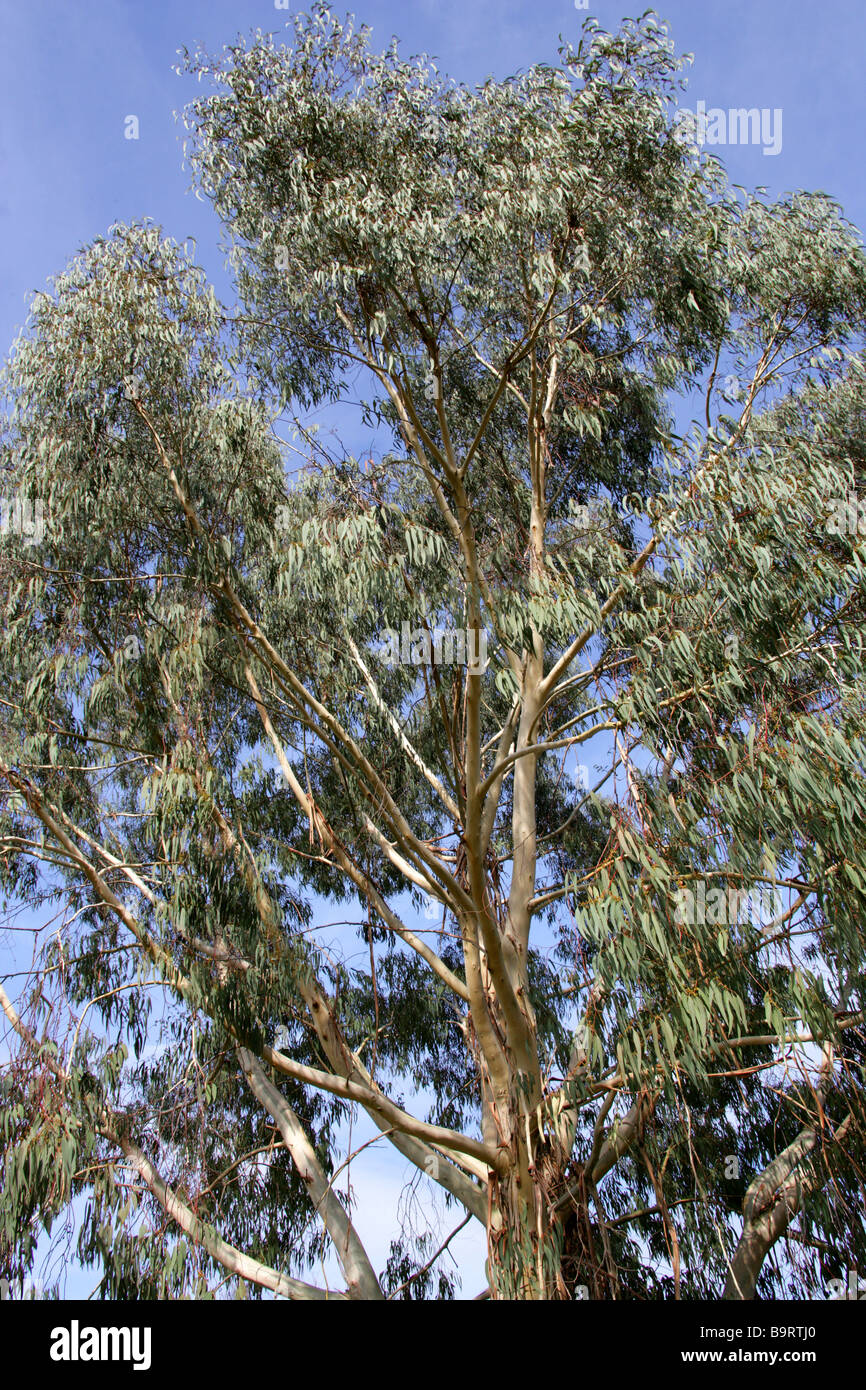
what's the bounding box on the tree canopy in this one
[1,6,865,1301]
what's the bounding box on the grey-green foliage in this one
[1,7,864,1300]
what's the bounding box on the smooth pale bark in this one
[119,1134,345,1301]
[238,1047,384,1300]
[289,975,490,1217]
[724,1112,852,1300]
[1,983,339,1301]
[190,707,493,1212]
[590,1095,650,1185]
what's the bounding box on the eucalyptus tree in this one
[1,8,865,1301]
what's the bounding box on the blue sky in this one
[1,0,864,1300]
[1,0,865,357]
